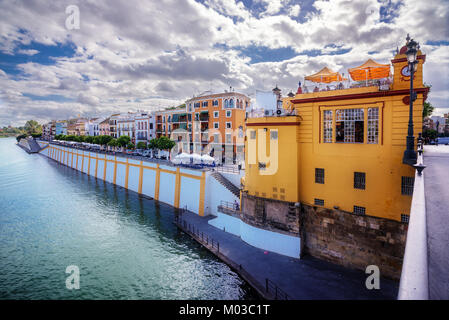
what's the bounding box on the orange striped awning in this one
[304,67,347,83]
[348,59,390,81]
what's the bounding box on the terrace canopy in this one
[305,67,346,83]
[348,59,390,81]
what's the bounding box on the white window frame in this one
[226,110,232,118]
[213,111,219,118]
[226,122,232,129]
[214,122,219,129]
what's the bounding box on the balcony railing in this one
[298,77,392,95]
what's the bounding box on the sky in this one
[0,0,448,126]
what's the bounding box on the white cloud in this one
[17,49,39,56]
[0,0,447,126]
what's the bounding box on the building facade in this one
[185,91,249,163]
[240,43,429,278]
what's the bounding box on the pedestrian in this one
[234,200,239,211]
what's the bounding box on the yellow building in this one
[244,45,428,222]
[241,41,428,277]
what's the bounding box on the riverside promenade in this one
[176,211,399,300]
[424,145,449,299]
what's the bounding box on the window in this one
[213,111,219,118]
[213,100,219,106]
[226,122,232,129]
[213,122,219,129]
[401,176,414,195]
[214,133,220,142]
[315,168,324,184]
[194,102,200,108]
[323,110,333,143]
[226,133,232,143]
[195,113,199,121]
[202,101,208,108]
[270,130,278,140]
[336,108,364,143]
[354,172,366,190]
[226,110,232,117]
[224,99,228,108]
[368,108,379,144]
[401,214,410,223]
[314,198,324,206]
[229,99,234,108]
[188,103,192,111]
[353,206,366,215]
[250,130,256,139]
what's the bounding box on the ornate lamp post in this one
[402,34,420,166]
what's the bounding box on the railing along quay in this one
[174,210,290,300]
[398,138,428,300]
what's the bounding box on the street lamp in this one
[402,34,420,166]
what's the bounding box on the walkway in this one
[177,211,398,300]
[424,145,449,299]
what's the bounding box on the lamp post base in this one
[402,149,417,166]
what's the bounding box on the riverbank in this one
[175,210,399,300]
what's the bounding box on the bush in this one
[137,141,147,149]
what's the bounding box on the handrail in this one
[174,212,289,300]
[398,146,428,300]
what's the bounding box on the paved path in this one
[178,211,398,300]
[424,145,449,299]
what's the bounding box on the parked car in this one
[142,150,152,157]
[436,137,449,145]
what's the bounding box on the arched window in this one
[224,99,228,108]
[230,99,234,108]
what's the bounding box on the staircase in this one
[211,171,240,198]
[26,138,43,153]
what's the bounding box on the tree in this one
[16,134,27,142]
[117,135,131,147]
[157,136,176,150]
[423,102,434,118]
[99,135,112,146]
[127,142,135,149]
[423,129,438,142]
[84,136,94,143]
[24,120,42,135]
[148,138,158,150]
[136,141,147,149]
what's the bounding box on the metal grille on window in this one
[354,172,366,190]
[368,108,379,144]
[315,168,324,184]
[336,108,364,143]
[323,110,333,143]
[353,206,366,215]
[270,130,278,140]
[314,198,324,206]
[401,214,410,223]
[250,130,256,139]
[401,176,415,195]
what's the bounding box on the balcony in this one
[298,77,392,95]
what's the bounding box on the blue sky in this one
[0,0,448,126]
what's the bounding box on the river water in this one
[0,138,256,299]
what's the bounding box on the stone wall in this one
[241,192,407,280]
[241,192,300,237]
[301,204,407,280]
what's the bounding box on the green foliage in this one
[423,129,438,140]
[148,138,158,150]
[16,134,27,142]
[31,133,42,138]
[84,136,94,143]
[24,120,42,135]
[423,102,434,118]
[99,135,112,146]
[117,135,131,147]
[157,136,176,150]
[136,141,147,149]
[107,139,118,147]
[127,142,135,149]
